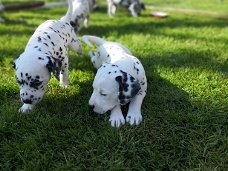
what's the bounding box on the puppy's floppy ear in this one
[115,71,141,105]
[130,77,141,97]
[46,56,62,81]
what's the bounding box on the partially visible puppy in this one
[107,0,145,17]
[69,0,91,33]
[88,0,98,12]
[0,0,4,22]
[82,35,147,128]
[13,0,82,113]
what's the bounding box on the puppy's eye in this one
[100,93,107,96]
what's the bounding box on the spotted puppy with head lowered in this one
[82,35,147,127]
[107,0,145,17]
[13,0,82,113]
[69,0,94,33]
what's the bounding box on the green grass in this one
[0,0,228,170]
[145,0,228,13]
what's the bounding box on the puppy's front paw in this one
[109,114,125,128]
[19,104,33,113]
[126,112,142,126]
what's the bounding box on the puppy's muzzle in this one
[22,99,32,104]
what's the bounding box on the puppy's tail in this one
[61,0,73,22]
[82,35,106,48]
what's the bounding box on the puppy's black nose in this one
[22,99,32,104]
[89,105,95,110]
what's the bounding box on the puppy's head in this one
[13,52,61,106]
[89,64,141,114]
[129,1,144,17]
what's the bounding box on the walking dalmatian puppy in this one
[82,35,147,127]
[107,0,145,17]
[69,0,91,33]
[13,0,82,113]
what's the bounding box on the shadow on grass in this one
[1,65,225,170]
[147,48,228,75]
[0,53,226,169]
[83,16,228,41]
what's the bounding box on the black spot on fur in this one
[38,36,41,42]
[120,70,128,82]
[122,83,129,92]
[140,81,145,85]
[30,78,43,90]
[46,56,62,81]
[70,21,76,27]
[38,57,44,60]
[131,81,141,97]
[16,77,23,85]
[130,76,134,82]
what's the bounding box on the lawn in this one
[0,0,227,170]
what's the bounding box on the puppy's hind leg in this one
[107,0,116,17]
[60,57,69,87]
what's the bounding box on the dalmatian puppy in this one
[69,0,90,33]
[82,35,147,127]
[0,0,4,22]
[88,0,98,12]
[107,0,145,17]
[13,0,82,113]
